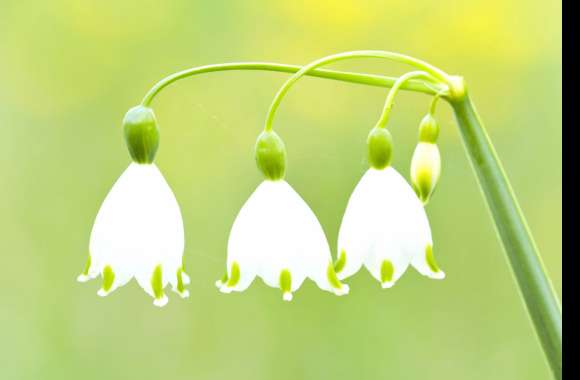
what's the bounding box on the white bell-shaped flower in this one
[216,180,349,301]
[336,166,445,288]
[77,163,189,307]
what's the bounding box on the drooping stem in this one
[450,88,562,379]
[376,71,438,128]
[263,50,452,131]
[140,62,442,107]
[429,92,443,115]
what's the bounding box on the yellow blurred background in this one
[0,1,561,379]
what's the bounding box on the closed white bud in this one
[411,142,441,205]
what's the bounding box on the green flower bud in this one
[418,114,439,143]
[255,130,287,180]
[411,142,441,204]
[123,105,160,164]
[367,127,393,170]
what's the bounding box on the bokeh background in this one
[0,1,561,379]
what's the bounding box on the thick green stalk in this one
[140,62,440,107]
[449,85,562,379]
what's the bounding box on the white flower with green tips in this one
[77,106,189,307]
[335,127,445,287]
[216,130,349,300]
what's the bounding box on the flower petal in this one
[336,171,376,280]
[221,180,347,299]
[411,244,446,280]
[86,163,185,305]
[338,167,442,286]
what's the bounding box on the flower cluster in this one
[78,91,444,307]
[215,119,444,301]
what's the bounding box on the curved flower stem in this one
[429,92,443,115]
[449,86,562,379]
[376,71,438,128]
[140,62,442,107]
[264,50,451,131]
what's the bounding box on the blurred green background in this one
[0,0,561,379]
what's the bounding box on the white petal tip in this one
[179,290,190,299]
[215,280,225,289]
[219,285,234,294]
[381,281,395,289]
[181,272,191,285]
[153,296,169,307]
[97,289,110,297]
[77,274,90,283]
[332,284,350,296]
[429,271,446,280]
[282,292,293,302]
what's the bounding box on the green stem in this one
[429,92,442,115]
[450,88,562,379]
[376,71,437,128]
[140,62,441,107]
[264,50,451,131]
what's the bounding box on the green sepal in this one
[255,130,287,180]
[123,105,160,164]
[418,114,439,143]
[367,127,393,169]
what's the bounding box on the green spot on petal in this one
[425,245,441,273]
[334,250,347,273]
[380,260,394,283]
[82,255,91,276]
[102,265,115,292]
[176,267,185,294]
[327,263,343,290]
[219,271,228,285]
[226,261,240,287]
[279,269,292,293]
[415,169,433,204]
[151,264,164,299]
